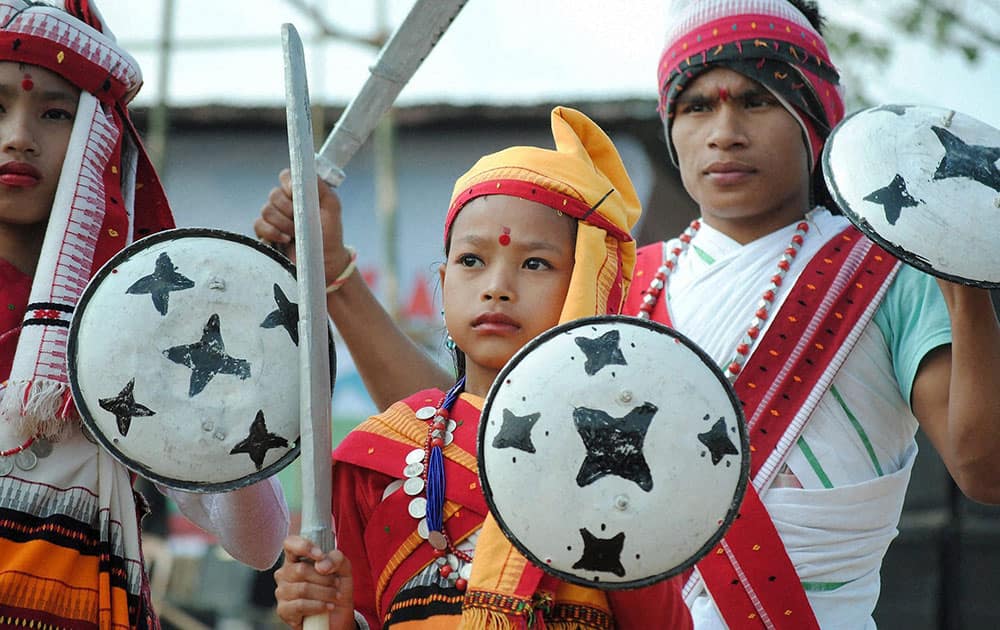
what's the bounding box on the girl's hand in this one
[274,535,356,630]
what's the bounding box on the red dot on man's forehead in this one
[21,73,33,91]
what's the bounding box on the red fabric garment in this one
[330,459,394,627]
[0,258,31,380]
[624,243,674,326]
[609,581,691,629]
[331,388,691,629]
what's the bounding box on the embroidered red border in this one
[696,228,897,628]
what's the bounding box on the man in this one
[255,1,1000,626]
[0,1,287,626]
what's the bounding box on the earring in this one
[442,309,456,351]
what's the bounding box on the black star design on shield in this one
[930,125,1000,193]
[230,410,289,471]
[491,409,541,453]
[574,330,627,376]
[574,402,656,492]
[126,252,195,315]
[260,283,299,345]
[571,528,627,578]
[697,417,739,465]
[98,378,155,437]
[872,104,911,116]
[163,313,251,397]
[863,173,923,225]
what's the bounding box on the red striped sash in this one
[630,227,899,628]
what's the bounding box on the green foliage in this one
[822,0,997,108]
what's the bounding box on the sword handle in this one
[304,615,328,630]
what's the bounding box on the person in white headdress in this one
[0,1,287,626]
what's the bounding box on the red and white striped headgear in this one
[657,0,845,169]
[0,0,174,439]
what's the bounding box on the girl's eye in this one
[457,253,483,268]
[43,108,75,121]
[523,258,552,271]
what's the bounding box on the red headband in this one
[445,179,633,245]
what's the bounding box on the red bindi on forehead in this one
[21,72,33,91]
[718,87,729,102]
[498,226,511,246]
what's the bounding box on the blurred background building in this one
[95,1,999,627]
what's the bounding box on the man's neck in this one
[700,209,810,245]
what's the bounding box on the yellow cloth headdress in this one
[445,106,641,323]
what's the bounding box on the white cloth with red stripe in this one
[662,208,948,627]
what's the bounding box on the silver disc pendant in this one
[408,496,428,519]
[15,449,38,471]
[459,562,473,580]
[415,406,437,420]
[428,530,448,550]
[403,477,425,496]
[403,462,425,478]
[0,456,13,476]
[405,448,425,465]
[30,438,53,459]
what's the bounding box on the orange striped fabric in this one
[0,439,156,629]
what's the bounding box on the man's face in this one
[670,67,811,243]
[0,61,80,229]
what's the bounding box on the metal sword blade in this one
[282,23,333,554]
[315,0,468,187]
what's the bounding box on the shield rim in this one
[821,104,1000,289]
[478,314,750,589]
[67,227,319,493]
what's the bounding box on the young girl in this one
[274,107,692,629]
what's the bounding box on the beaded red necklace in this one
[0,435,50,475]
[0,382,50,475]
[636,218,811,382]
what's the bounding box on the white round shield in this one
[822,104,1000,288]
[68,228,332,492]
[479,316,749,589]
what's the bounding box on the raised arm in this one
[911,282,1000,504]
[254,170,452,410]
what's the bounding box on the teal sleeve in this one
[872,265,952,408]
